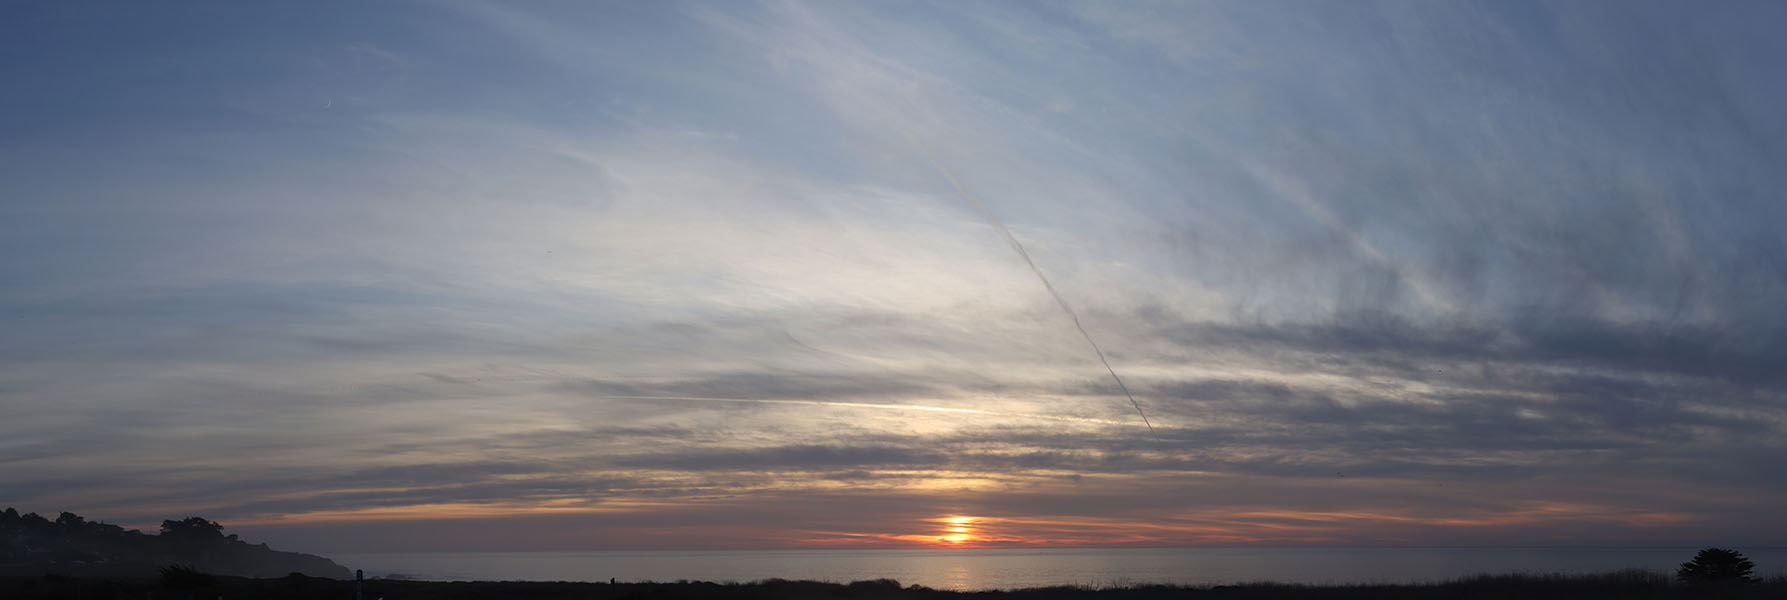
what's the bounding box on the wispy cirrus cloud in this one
[2,0,1784,553]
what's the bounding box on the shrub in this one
[845,578,902,590]
[158,564,217,590]
[1677,547,1757,584]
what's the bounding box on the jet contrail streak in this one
[600,395,1132,426]
[909,139,1156,433]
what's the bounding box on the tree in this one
[1677,547,1757,584]
[159,517,224,540]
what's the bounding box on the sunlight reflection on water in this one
[941,564,972,591]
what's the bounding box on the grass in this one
[5,570,1786,600]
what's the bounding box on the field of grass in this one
[6,570,1785,600]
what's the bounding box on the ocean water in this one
[330,547,1787,591]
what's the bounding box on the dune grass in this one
[5,570,1786,599]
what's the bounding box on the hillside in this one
[0,508,349,579]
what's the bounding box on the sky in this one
[3,0,1786,554]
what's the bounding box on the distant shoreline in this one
[324,546,1787,590]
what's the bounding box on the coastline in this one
[325,546,1787,590]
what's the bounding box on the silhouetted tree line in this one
[0,508,348,579]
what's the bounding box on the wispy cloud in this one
[2,0,1784,552]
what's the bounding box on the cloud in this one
[2,0,1785,552]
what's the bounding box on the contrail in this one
[599,395,1133,426]
[909,138,1156,434]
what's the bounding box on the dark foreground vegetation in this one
[1,508,350,579]
[6,513,1774,600]
[4,571,1786,600]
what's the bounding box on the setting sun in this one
[936,516,977,545]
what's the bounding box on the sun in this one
[936,515,977,545]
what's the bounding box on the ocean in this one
[329,547,1787,591]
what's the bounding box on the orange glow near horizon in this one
[939,515,976,545]
[212,496,1704,550]
[221,500,672,526]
